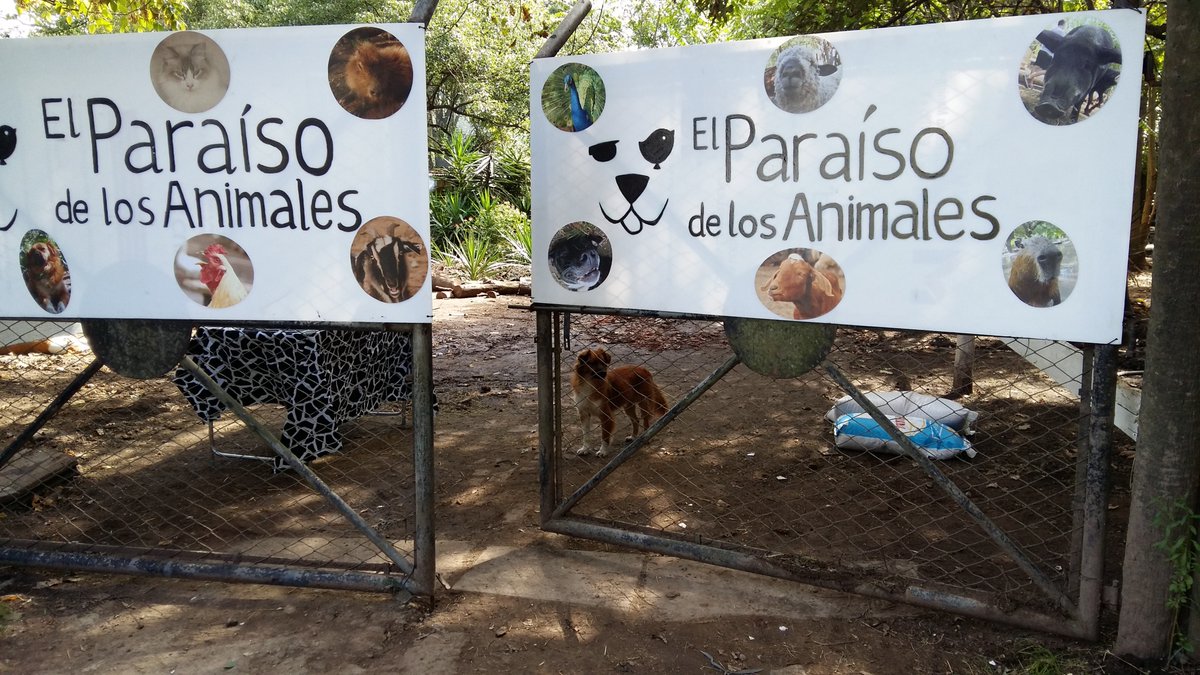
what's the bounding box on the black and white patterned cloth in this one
[172,327,419,469]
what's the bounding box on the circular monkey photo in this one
[765,36,843,114]
[350,217,428,303]
[329,27,414,120]
[150,31,231,114]
[1017,19,1122,126]
[542,63,605,133]
[548,222,612,291]
[19,230,72,315]
[174,235,254,309]
[755,248,846,320]
[1001,221,1078,308]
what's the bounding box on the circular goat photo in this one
[1017,19,1122,125]
[329,27,415,120]
[756,248,846,320]
[542,63,605,133]
[150,31,231,113]
[19,230,72,315]
[174,235,254,309]
[1001,221,1078,308]
[548,222,612,292]
[765,36,843,114]
[350,217,428,303]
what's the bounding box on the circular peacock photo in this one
[174,234,254,309]
[541,63,605,133]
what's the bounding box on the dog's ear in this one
[598,349,612,366]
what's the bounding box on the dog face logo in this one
[588,128,675,235]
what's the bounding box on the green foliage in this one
[1012,641,1087,675]
[16,0,188,34]
[434,231,508,281]
[1152,497,1200,657]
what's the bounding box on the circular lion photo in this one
[19,230,72,314]
[542,63,605,133]
[329,27,415,120]
[350,217,428,303]
[756,248,846,320]
[150,31,231,114]
[548,222,611,291]
[1017,19,1122,125]
[765,36,843,114]
[1001,221,1078,308]
[174,235,254,309]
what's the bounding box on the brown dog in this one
[571,347,668,457]
[23,241,70,313]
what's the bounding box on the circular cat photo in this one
[329,27,414,120]
[548,222,611,291]
[150,31,231,114]
[19,230,72,315]
[350,217,428,303]
[1001,221,1078,308]
[542,63,605,133]
[765,36,842,114]
[174,235,253,309]
[755,248,846,320]
[1017,19,1121,126]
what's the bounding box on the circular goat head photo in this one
[756,248,846,320]
[350,217,429,303]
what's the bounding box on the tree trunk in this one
[1115,0,1200,661]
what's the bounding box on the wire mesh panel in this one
[0,321,429,594]
[540,308,1115,634]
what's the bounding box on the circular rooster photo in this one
[174,235,253,309]
[350,217,428,303]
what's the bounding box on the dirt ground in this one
[0,293,1134,674]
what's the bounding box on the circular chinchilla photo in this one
[150,31,231,114]
[1001,222,1078,308]
[19,230,72,314]
[174,234,254,309]
[548,222,612,291]
[542,63,605,133]
[329,27,414,120]
[764,36,843,114]
[350,217,429,303]
[1017,19,1121,125]
[755,247,846,320]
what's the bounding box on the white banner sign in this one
[0,24,431,323]
[531,10,1145,343]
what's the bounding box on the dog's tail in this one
[636,371,668,420]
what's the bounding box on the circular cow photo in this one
[350,217,428,303]
[1017,19,1122,125]
[1001,222,1078,308]
[19,230,71,314]
[174,234,254,309]
[150,31,231,114]
[756,248,846,320]
[765,36,843,114]
[548,222,611,291]
[542,63,605,133]
[329,27,415,120]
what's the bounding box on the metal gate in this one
[536,306,1119,638]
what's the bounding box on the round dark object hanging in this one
[82,319,193,379]
[723,317,836,378]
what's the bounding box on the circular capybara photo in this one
[329,27,414,120]
[765,36,842,114]
[350,217,428,303]
[19,230,71,314]
[1001,222,1078,308]
[548,222,612,291]
[1018,19,1122,125]
[150,31,231,114]
[174,235,254,309]
[542,63,605,133]
[755,248,846,320]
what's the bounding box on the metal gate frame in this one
[535,305,1118,639]
[0,322,437,598]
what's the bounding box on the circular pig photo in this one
[548,222,611,291]
[174,235,253,309]
[1018,19,1122,125]
[765,36,843,114]
[350,217,429,303]
[542,63,605,133]
[329,27,414,120]
[19,230,71,314]
[756,248,846,320]
[150,31,231,114]
[1001,221,1078,308]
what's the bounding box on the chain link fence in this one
[0,320,432,594]
[538,308,1133,637]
